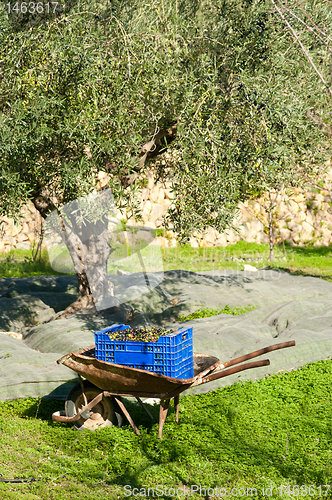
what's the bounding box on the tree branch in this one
[298,5,332,44]
[306,110,332,137]
[270,0,332,98]
[278,3,332,55]
[119,123,178,188]
[296,165,332,195]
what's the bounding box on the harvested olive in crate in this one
[107,327,175,343]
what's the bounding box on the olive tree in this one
[0,0,330,318]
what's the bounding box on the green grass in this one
[0,360,331,499]
[160,240,332,281]
[177,304,257,322]
[0,249,75,278]
[2,240,332,281]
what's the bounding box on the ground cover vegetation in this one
[0,359,331,499]
[0,0,331,318]
[2,241,332,281]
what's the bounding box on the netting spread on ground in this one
[1,268,332,400]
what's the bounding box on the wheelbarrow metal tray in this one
[57,346,220,397]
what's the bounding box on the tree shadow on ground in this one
[269,265,332,282]
[0,300,39,330]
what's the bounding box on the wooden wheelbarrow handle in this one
[189,340,296,389]
[211,340,296,373]
[190,358,270,388]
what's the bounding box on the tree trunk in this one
[38,190,121,322]
[268,209,274,262]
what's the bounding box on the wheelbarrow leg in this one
[158,399,170,439]
[113,396,140,436]
[174,395,179,423]
[135,397,154,421]
[78,374,88,406]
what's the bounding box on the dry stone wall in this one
[0,201,43,253]
[1,162,332,253]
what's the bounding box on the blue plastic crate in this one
[94,324,194,379]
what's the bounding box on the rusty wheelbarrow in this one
[52,340,295,438]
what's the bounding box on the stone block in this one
[141,200,152,218]
[322,228,332,242]
[279,228,291,240]
[239,222,250,238]
[27,232,36,243]
[204,227,219,244]
[167,238,177,248]
[5,218,15,228]
[251,219,264,232]
[288,200,299,214]
[2,235,13,243]
[97,170,107,180]
[140,188,150,201]
[245,231,259,243]
[16,241,31,250]
[97,174,110,190]
[305,212,314,226]
[291,232,301,243]
[131,229,153,244]
[0,216,11,224]
[148,204,165,224]
[256,231,269,244]
[157,236,168,248]
[225,230,240,244]
[22,222,30,233]
[189,237,199,248]
[310,200,321,209]
[165,188,176,200]
[149,185,160,203]
[145,220,156,228]
[249,201,262,214]
[315,193,325,203]
[17,233,29,242]
[161,198,172,210]
[27,200,37,213]
[288,221,302,232]
[214,234,228,247]
[157,189,165,205]
[302,221,314,234]
[147,171,154,190]
[317,211,332,223]
[243,264,258,272]
[297,202,306,213]
[292,193,306,203]
[277,202,291,216]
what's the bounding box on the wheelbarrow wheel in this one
[65,380,124,431]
